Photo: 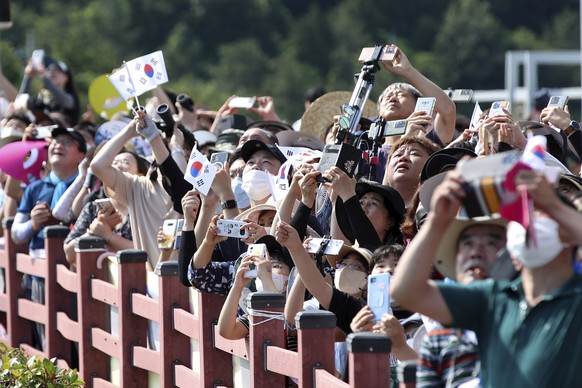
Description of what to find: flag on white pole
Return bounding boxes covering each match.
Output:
[183,147,217,196]
[108,50,168,100]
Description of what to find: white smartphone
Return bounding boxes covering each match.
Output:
[547,96,568,110]
[31,49,45,69]
[244,243,267,278]
[228,97,256,109]
[414,97,436,116]
[94,198,113,213]
[159,219,179,249]
[306,238,344,255]
[449,89,473,102]
[488,101,511,118]
[216,219,249,239]
[35,124,57,139]
[367,273,391,321]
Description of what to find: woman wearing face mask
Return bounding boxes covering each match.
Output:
[239,139,287,205]
[277,221,373,333]
[217,235,293,340]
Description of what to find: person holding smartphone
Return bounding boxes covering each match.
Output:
[21,57,80,127]
[217,236,293,340]
[63,148,147,269]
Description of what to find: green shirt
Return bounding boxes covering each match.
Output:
[438,275,582,388]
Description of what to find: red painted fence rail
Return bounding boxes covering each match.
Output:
[0,218,403,387]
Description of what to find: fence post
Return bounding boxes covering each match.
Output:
[75,236,109,384]
[115,249,148,387]
[397,360,417,388]
[155,261,190,387]
[0,217,30,348]
[248,292,286,388]
[44,225,73,364]
[295,310,337,387]
[197,291,234,387]
[347,333,392,386]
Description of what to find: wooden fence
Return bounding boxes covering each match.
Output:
[0,218,408,387]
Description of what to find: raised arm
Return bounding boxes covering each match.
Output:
[90,119,138,190]
[217,255,253,340]
[383,46,456,144]
[192,215,227,270]
[276,221,334,309]
[391,172,465,326]
[517,169,582,246]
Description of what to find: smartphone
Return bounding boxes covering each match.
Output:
[210,151,229,169]
[95,198,113,213]
[547,95,568,110]
[216,219,249,239]
[0,0,12,30]
[367,273,391,321]
[228,97,256,109]
[358,45,396,62]
[31,49,45,69]
[172,219,185,250]
[448,89,474,102]
[159,219,178,249]
[414,97,436,116]
[245,243,267,278]
[382,119,408,136]
[35,124,57,139]
[488,101,511,118]
[306,238,344,255]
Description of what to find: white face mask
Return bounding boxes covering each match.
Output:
[255,273,288,294]
[263,227,271,235]
[271,273,289,294]
[334,267,367,295]
[232,176,250,209]
[241,170,272,201]
[506,218,566,268]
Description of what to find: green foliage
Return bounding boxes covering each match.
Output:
[0,0,579,123]
[0,342,84,387]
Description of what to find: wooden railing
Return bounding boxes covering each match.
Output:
[0,218,402,387]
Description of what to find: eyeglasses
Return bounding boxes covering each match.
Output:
[359,198,383,209]
[51,137,75,147]
[112,158,134,167]
[336,262,367,273]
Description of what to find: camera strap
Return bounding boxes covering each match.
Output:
[315,235,332,276]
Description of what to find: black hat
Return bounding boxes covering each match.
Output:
[335,180,405,243]
[255,235,294,270]
[420,147,477,183]
[241,139,287,164]
[51,127,87,153]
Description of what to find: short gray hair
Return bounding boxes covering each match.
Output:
[377,83,422,112]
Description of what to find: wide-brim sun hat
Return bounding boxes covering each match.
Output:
[434,216,507,279]
[300,91,378,140]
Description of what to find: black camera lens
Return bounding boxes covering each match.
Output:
[177,94,195,112]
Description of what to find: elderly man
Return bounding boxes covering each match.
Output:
[377,46,457,147]
[416,215,508,387]
[392,169,582,387]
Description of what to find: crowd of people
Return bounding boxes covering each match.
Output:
[0,45,581,387]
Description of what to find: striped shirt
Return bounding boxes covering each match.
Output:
[417,328,479,387]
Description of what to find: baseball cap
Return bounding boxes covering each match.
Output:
[51,127,87,153]
[241,139,287,164]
